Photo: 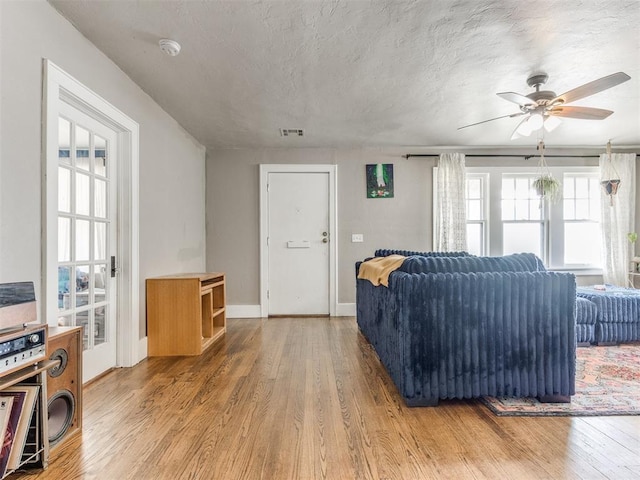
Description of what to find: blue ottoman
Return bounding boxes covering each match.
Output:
[575,297,597,345]
[576,285,640,344]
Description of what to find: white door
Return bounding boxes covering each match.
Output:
[267,172,330,315]
[56,102,117,382]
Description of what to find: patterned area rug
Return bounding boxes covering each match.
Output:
[480,343,640,416]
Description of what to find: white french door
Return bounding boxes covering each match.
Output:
[56,102,117,381]
[44,60,141,380]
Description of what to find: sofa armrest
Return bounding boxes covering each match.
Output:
[393,271,576,404]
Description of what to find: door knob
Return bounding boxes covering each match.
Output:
[322,238,328,243]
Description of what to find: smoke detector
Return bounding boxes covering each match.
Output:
[159,39,181,56]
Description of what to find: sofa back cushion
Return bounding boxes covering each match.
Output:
[375,249,470,258]
[398,252,545,274]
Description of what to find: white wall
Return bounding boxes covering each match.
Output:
[206,147,432,307]
[0,1,206,337]
[206,148,632,307]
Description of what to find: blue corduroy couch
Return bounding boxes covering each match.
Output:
[576,285,640,343]
[356,252,577,406]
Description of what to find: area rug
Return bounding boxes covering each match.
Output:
[480,343,640,416]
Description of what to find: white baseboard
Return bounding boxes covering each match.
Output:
[227,304,262,318]
[336,303,356,316]
[227,304,355,317]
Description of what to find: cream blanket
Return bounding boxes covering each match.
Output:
[357,255,406,287]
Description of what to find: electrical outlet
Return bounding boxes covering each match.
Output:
[351,234,364,243]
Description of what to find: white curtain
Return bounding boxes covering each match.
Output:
[435,153,467,251]
[599,153,636,286]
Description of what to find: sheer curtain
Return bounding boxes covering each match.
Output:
[435,153,467,251]
[600,153,636,286]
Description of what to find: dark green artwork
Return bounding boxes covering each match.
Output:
[366,164,394,198]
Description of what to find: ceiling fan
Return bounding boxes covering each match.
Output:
[458,72,631,139]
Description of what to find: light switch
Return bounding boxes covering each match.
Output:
[352,234,364,243]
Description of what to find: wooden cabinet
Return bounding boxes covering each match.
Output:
[146,273,226,356]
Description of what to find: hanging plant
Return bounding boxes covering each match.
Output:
[533,174,561,201]
[532,140,561,203]
[601,141,620,206]
[601,179,620,196]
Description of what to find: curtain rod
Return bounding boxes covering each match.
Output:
[404,154,602,160]
[404,154,638,160]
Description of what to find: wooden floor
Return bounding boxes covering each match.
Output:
[14,317,640,480]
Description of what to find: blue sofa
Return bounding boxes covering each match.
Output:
[575,297,598,344]
[356,253,577,406]
[576,285,640,344]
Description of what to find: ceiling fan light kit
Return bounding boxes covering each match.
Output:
[543,115,561,132]
[528,112,544,130]
[512,118,532,139]
[511,112,562,139]
[459,71,631,139]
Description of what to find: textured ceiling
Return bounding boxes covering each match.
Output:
[49,0,640,149]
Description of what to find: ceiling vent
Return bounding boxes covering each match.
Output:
[279,128,304,137]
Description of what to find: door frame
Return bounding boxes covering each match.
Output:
[42,60,141,369]
[259,164,337,317]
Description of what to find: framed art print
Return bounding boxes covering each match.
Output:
[366,164,394,198]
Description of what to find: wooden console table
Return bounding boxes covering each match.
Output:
[146,273,226,356]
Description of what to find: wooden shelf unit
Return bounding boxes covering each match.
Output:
[146,273,226,356]
[0,326,57,479]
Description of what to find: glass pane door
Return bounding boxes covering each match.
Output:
[57,115,113,353]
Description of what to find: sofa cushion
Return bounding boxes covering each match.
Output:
[397,252,545,274]
[375,249,469,258]
[575,297,598,325]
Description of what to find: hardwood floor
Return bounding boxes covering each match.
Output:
[14,317,640,480]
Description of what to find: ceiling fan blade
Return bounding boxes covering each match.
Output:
[458,112,525,130]
[497,92,537,107]
[551,72,630,105]
[548,106,613,120]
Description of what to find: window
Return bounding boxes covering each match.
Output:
[562,173,601,266]
[462,166,601,271]
[465,174,488,256]
[501,174,543,258]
